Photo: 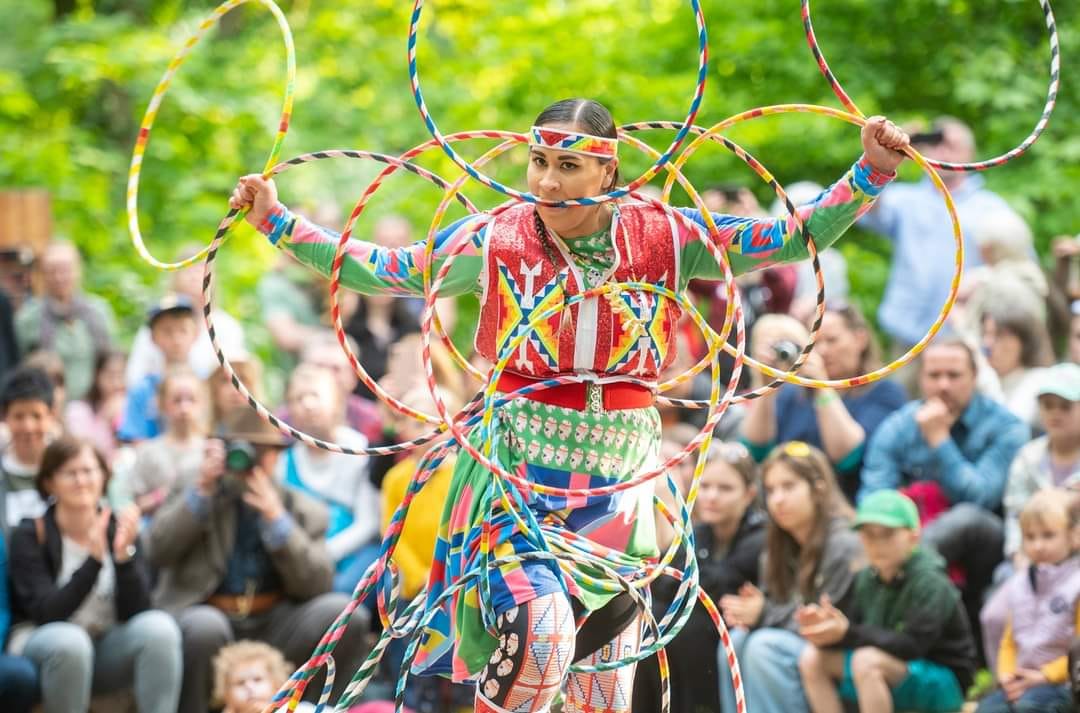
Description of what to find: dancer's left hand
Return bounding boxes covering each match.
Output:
[861,116,910,174]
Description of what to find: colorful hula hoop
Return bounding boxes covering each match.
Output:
[802,0,1060,172]
[127,0,1061,711]
[406,0,709,206]
[128,0,296,271]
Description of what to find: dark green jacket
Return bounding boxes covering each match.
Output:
[838,547,976,690]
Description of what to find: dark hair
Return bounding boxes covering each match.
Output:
[920,336,978,376]
[36,435,111,499]
[86,350,125,411]
[534,98,620,191]
[1,366,55,414]
[825,301,881,374]
[983,305,1053,369]
[761,442,852,602]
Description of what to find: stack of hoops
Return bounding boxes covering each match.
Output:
[126,0,1062,710]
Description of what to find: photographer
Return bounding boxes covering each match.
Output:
[146,407,370,713]
[740,308,906,501]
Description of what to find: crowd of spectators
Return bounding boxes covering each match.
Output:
[634,119,1080,713]
[0,117,1079,713]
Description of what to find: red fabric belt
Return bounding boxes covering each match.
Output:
[495,372,655,411]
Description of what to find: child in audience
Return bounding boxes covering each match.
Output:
[0,367,57,535]
[128,366,208,517]
[118,295,198,442]
[976,489,1080,713]
[797,489,975,713]
[278,363,379,593]
[211,640,293,713]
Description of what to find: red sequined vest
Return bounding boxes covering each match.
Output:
[474,203,681,381]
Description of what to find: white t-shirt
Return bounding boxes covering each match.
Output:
[277,426,378,563]
[2,451,45,530]
[57,536,116,637]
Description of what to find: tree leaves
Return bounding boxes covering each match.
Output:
[0,0,1075,354]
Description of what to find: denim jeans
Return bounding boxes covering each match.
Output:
[718,627,808,713]
[21,609,182,713]
[975,683,1071,713]
[0,654,38,713]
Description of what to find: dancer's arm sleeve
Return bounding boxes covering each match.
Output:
[677,155,894,285]
[257,203,487,297]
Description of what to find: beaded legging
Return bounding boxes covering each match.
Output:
[474,592,642,713]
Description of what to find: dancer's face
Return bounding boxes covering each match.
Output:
[527,122,618,238]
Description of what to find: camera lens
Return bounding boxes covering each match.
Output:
[225,441,256,473]
[772,340,800,364]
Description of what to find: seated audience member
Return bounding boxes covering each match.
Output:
[126,248,246,387]
[128,366,209,518]
[1003,363,1080,566]
[15,240,115,401]
[8,436,182,713]
[981,303,1053,428]
[718,442,863,713]
[209,353,265,426]
[859,338,1029,621]
[212,640,293,713]
[798,490,975,713]
[741,306,906,502]
[380,387,456,602]
[118,295,199,442]
[633,441,765,713]
[296,331,383,444]
[147,407,369,713]
[0,529,37,712]
[345,292,420,401]
[0,367,57,535]
[982,364,1080,672]
[976,489,1080,713]
[65,350,127,463]
[257,252,325,376]
[278,364,379,594]
[772,182,851,325]
[954,208,1047,337]
[22,350,68,425]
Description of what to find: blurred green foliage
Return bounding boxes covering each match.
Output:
[1,0,1077,358]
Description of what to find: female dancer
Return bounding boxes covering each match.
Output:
[230,98,908,713]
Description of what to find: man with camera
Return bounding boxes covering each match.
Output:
[146,407,370,713]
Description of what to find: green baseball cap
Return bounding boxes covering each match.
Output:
[1036,363,1080,403]
[853,490,919,531]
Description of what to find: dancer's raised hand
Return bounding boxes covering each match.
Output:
[230,174,279,228]
[861,116,910,174]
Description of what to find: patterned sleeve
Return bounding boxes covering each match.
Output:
[676,155,894,287]
[257,203,488,297]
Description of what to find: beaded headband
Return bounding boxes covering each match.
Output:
[529,126,619,159]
